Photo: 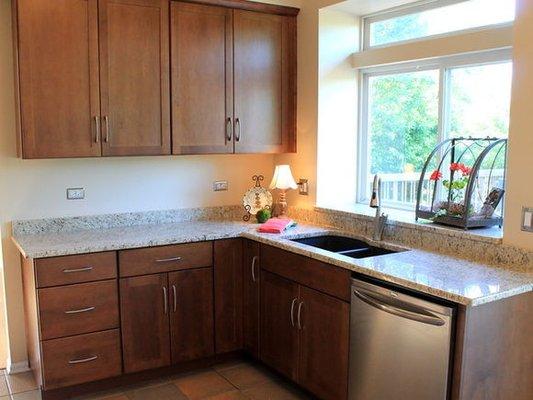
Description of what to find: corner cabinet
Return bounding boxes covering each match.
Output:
[13,0,298,159]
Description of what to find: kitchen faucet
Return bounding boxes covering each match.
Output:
[370,175,388,241]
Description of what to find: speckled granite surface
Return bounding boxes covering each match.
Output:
[11,214,532,307]
[289,206,533,270]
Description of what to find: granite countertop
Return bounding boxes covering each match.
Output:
[12,220,532,307]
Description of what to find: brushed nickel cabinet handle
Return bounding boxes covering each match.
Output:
[104,115,110,143]
[172,284,177,313]
[94,116,100,143]
[251,256,258,283]
[156,257,182,263]
[297,301,304,330]
[68,355,98,365]
[64,306,95,315]
[290,298,297,327]
[163,286,168,315]
[226,117,233,142]
[62,267,93,274]
[235,118,241,142]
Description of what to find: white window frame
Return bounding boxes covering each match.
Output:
[356,48,513,207]
[361,0,515,51]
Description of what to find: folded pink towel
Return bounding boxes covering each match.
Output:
[258,218,294,234]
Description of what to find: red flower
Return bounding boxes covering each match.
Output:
[450,163,472,176]
[461,165,472,176]
[430,170,442,181]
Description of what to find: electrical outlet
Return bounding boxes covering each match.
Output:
[522,207,533,232]
[213,181,228,192]
[67,188,85,200]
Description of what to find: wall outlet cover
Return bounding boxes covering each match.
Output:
[521,207,533,232]
[213,181,228,192]
[67,188,85,200]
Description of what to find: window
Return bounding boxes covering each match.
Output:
[365,0,516,49]
[358,54,513,209]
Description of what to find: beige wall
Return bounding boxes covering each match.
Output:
[0,0,300,367]
[505,0,533,250]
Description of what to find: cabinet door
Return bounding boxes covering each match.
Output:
[16,0,101,158]
[243,240,260,357]
[99,0,170,156]
[120,274,170,373]
[298,286,349,400]
[260,271,299,381]
[171,2,233,154]
[214,239,243,353]
[169,268,214,363]
[233,10,296,154]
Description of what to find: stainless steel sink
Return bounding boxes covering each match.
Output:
[291,235,397,259]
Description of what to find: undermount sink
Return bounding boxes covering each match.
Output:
[291,235,397,259]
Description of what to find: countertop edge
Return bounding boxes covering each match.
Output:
[12,226,532,308]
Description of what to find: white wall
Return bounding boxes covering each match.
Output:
[316,8,359,208]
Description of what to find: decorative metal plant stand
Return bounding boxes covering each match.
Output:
[415,137,508,229]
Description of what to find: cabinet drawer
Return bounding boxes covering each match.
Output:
[35,252,117,288]
[38,280,119,340]
[119,242,213,277]
[41,329,122,390]
[261,245,351,301]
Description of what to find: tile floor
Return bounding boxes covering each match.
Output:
[0,361,313,400]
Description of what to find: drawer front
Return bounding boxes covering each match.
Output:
[35,252,117,288]
[41,329,122,390]
[38,280,119,340]
[261,245,351,302]
[119,242,213,277]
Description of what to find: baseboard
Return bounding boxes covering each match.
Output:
[6,359,30,374]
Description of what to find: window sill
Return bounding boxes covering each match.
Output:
[315,203,503,244]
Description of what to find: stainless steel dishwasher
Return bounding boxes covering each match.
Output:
[349,278,454,400]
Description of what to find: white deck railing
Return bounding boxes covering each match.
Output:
[369,169,505,210]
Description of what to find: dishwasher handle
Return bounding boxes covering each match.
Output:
[353,288,446,326]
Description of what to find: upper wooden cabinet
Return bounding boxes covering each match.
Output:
[15,0,101,158]
[171,2,234,154]
[170,1,297,154]
[99,0,171,156]
[13,0,298,158]
[233,10,296,153]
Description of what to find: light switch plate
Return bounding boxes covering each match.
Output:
[67,188,85,200]
[213,181,228,192]
[521,207,533,232]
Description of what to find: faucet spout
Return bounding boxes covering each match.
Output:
[369,174,388,241]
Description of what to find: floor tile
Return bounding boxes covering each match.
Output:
[242,381,311,400]
[0,396,9,400]
[125,383,187,400]
[12,390,42,400]
[212,361,246,373]
[217,363,276,390]
[79,392,129,400]
[205,391,249,400]
[0,376,8,397]
[173,370,236,399]
[6,371,38,394]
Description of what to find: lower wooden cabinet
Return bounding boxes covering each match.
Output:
[41,329,122,390]
[214,239,243,353]
[120,268,215,372]
[298,286,349,400]
[260,270,350,400]
[169,268,214,363]
[243,240,261,357]
[260,271,300,380]
[120,273,171,373]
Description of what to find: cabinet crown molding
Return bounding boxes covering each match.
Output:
[175,0,300,16]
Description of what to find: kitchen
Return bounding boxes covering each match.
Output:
[0,0,531,399]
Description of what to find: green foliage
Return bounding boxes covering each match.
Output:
[369,71,439,174]
[371,14,429,46]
